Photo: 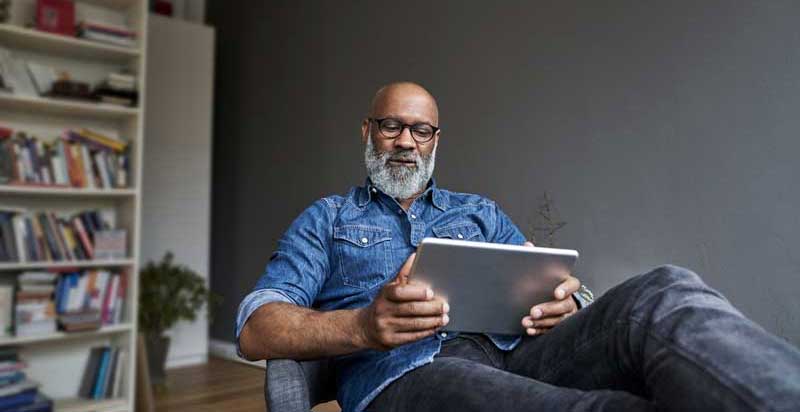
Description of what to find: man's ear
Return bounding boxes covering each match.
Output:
[361,119,370,144]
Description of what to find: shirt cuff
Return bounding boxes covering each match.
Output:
[234,288,296,358]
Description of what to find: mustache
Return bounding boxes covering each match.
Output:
[382,150,421,163]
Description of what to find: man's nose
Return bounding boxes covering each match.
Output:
[393,126,416,150]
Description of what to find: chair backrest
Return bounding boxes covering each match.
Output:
[265,358,336,411]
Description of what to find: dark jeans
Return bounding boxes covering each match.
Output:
[370,265,800,412]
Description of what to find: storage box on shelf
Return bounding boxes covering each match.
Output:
[0,1,146,411]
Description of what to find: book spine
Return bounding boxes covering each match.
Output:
[11,216,27,263]
[80,145,95,189]
[47,213,69,260]
[36,214,60,261]
[23,218,40,261]
[72,217,94,259]
[92,348,110,399]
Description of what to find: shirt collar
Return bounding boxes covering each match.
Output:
[359,177,449,211]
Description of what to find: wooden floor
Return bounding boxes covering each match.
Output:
[155,357,340,412]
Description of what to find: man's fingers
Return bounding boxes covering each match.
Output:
[394,298,449,317]
[524,241,535,247]
[385,283,433,302]
[525,326,551,336]
[530,298,577,319]
[554,275,580,299]
[391,315,449,332]
[394,253,417,284]
[522,313,571,329]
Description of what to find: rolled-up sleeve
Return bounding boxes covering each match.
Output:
[234,198,335,357]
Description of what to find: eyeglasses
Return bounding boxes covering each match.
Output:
[369,117,440,143]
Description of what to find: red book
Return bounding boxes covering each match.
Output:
[36,0,75,36]
[72,216,94,259]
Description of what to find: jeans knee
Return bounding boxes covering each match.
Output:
[618,265,706,303]
[644,264,704,288]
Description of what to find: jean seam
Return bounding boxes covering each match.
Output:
[627,317,770,412]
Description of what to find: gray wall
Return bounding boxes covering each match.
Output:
[207,0,800,345]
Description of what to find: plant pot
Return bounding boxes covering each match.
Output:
[145,334,170,385]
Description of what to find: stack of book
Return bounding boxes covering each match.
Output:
[56,270,126,331]
[14,272,57,337]
[0,348,51,411]
[77,20,136,48]
[0,208,117,263]
[93,73,137,107]
[79,346,126,401]
[0,127,130,189]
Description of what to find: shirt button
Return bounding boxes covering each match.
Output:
[370,187,377,193]
[410,214,417,219]
[457,233,464,239]
[361,237,369,244]
[440,332,447,338]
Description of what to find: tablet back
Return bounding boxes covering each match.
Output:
[411,238,579,335]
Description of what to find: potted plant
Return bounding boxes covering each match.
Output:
[139,252,221,384]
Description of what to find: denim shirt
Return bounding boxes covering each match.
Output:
[236,179,590,412]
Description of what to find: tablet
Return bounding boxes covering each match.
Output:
[409,238,579,335]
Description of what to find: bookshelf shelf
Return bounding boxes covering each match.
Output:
[0,24,140,63]
[0,93,139,119]
[0,323,132,347]
[0,259,136,272]
[0,185,137,197]
[54,397,128,412]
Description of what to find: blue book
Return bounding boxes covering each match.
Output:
[92,348,110,399]
[1,393,52,412]
[0,388,37,410]
[0,371,24,387]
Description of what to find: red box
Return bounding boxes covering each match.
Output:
[36,0,75,36]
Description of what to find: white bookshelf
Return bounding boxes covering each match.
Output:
[0,1,147,411]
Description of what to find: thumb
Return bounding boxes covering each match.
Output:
[524,241,535,247]
[395,253,416,285]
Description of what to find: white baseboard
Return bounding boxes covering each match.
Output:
[209,338,266,369]
[165,352,208,369]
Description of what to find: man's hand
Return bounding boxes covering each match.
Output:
[520,241,580,335]
[356,253,449,350]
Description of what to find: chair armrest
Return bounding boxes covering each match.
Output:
[265,358,336,411]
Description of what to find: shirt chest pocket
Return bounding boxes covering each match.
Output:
[431,221,486,242]
[333,225,394,290]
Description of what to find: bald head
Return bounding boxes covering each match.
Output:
[369,82,439,126]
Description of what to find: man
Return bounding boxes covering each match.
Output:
[237,82,800,412]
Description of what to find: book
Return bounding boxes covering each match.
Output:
[24,62,57,96]
[111,348,125,397]
[0,387,38,411]
[92,348,109,399]
[78,347,103,398]
[3,393,52,412]
[36,0,75,36]
[78,30,136,47]
[0,210,117,263]
[0,285,11,337]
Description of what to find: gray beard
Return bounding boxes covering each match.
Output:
[364,135,437,200]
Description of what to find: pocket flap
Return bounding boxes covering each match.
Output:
[432,221,482,240]
[333,225,392,247]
